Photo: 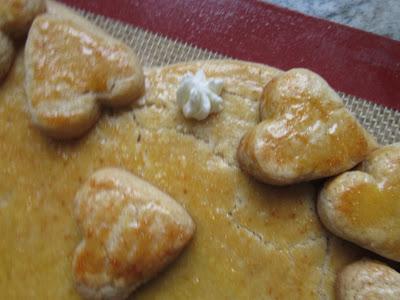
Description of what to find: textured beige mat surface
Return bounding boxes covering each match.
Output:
[82,9,400,145]
[75,9,399,146]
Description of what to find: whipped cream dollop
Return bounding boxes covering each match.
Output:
[176,69,224,121]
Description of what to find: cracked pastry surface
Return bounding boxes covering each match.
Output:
[73,168,194,300]
[25,12,144,139]
[318,143,400,262]
[336,259,400,300]
[0,53,366,299]
[237,68,377,185]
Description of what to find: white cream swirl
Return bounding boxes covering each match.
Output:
[176,69,224,121]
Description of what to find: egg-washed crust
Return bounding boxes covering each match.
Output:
[0,0,45,83]
[0,0,46,38]
[336,259,400,300]
[237,68,377,186]
[24,7,144,139]
[318,143,400,261]
[73,168,195,300]
[0,51,369,299]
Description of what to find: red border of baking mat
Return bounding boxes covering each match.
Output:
[60,0,400,111]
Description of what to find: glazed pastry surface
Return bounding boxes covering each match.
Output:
[25,13,144,139]
[0,55,364,299]
[238,68,377,185]
[318,144,400,262]
[73,168,194,300]
[0,0,45,82]
[0,0,45,38]
[336,259,400,300]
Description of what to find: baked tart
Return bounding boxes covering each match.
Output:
[0,2,398,299]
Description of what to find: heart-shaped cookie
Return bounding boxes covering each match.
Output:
[0,0,45,82]
[73,168,195,300]
[237,68,377,185]
[336,259,400,300]
[25,13,144,139]
[318,144,400,261]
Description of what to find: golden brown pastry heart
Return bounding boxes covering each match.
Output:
[25,13,144,139]
[336,259,400,300]
[73,168,195,300]
[318,144,400,261]
[237,68,377,185]
[0,0,45,82]
[0,0,46,38]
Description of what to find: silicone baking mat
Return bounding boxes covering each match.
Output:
[62,1,399,145]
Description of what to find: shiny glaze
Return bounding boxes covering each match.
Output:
[0,56,364,299]
[28,17,136,107]
[0,0,45,37]
[319,144,400,261]
[238,68,377,185]
[73,168,194,299]
[338,182,400,228]
[24,14,144,139]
